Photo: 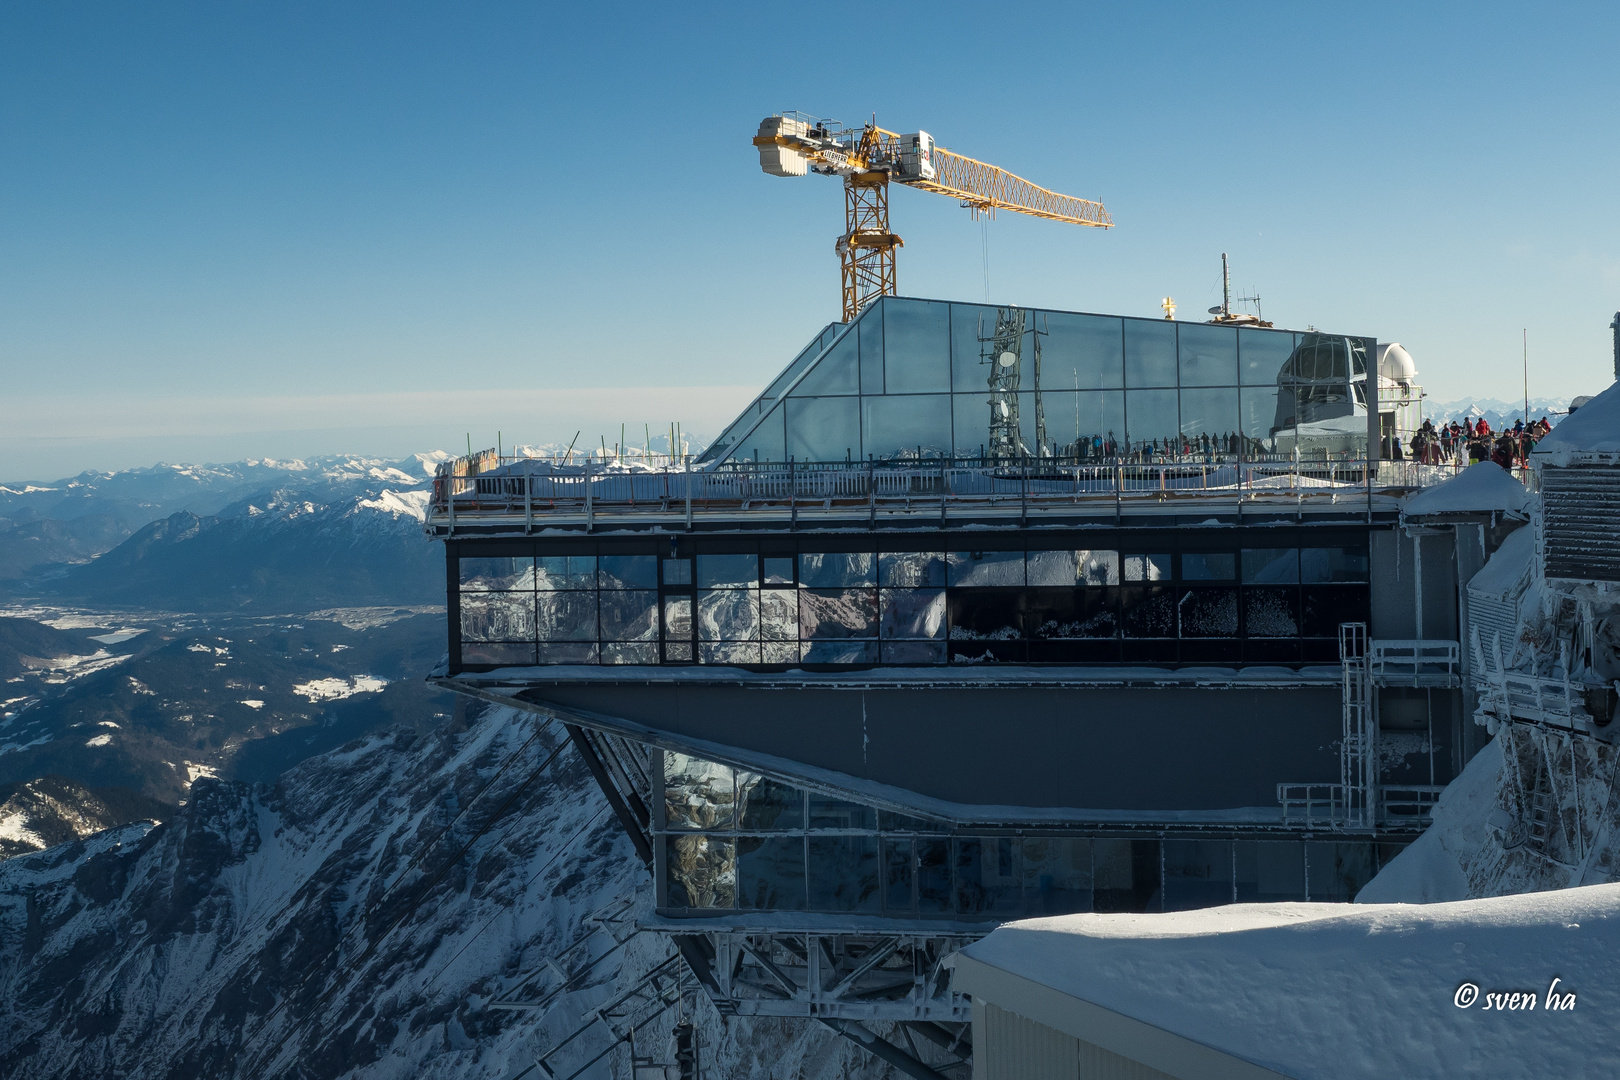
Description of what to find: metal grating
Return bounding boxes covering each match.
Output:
[1541,465,1620,582]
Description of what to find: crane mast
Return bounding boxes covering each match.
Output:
[754,112,1111,322]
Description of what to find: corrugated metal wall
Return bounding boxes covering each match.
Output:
[1467,588,1518,656]
[1541,465,1620,583]
[976,1001,1180,1079]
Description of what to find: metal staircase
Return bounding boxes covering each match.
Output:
[1340,622,1376,827]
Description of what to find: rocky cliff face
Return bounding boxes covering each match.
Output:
[0,704,897,1080]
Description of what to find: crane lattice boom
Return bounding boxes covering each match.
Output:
[753,112,1111,320]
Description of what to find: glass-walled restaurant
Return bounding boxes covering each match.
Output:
[698,298,1374,467]
[452,532,1370,669]
[659,750,1398,917]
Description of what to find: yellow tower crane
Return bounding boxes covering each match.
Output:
[753,112,1112,322]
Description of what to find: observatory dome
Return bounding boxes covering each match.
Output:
[1377,343,1416,384]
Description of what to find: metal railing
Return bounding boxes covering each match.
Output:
[1368,639,1462,687]
[422,453,1497,531]
[1277,782,1447,827]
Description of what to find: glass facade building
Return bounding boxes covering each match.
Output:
[452,530,1370,669]
[699,298,1373,466]
[660,750,1397,918]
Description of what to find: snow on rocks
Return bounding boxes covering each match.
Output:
[1533,380,1620,462]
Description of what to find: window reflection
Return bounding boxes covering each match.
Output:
[786,396,860,462]
[882,298,950,392]
[1123,319,1177,388]
[1040,312,1124,390]
[1176,323,1238,387]
[862,395,952,461]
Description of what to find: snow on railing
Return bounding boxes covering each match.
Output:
[1368,640,1462,687]
[424,454,1461,528]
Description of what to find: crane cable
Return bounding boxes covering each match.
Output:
[241,716,562,1073]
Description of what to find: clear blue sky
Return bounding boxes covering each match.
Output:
[3,1,1617,480]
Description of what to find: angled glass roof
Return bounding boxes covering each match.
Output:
[699,297,1375,466]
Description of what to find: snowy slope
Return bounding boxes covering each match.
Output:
[0,705,906,1080]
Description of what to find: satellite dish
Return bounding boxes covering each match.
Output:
[1208,306,1223,314]
[998,351,1017,368]
[997,401,1010,418]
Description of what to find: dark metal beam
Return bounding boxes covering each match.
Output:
[565,722,653,866]
[819,1018,954,1080]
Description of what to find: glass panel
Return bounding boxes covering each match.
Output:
[1093,838,1161,913]
[799,589,878,638]
[663,752,734,829]
[1244,587,1301,637]
[662,595,692,640]
[1023,837,1092,915]
[1240,385,1284,455]
[536,642,598,663]
[1121,586,1176,637]
[699,641,760,664]
[1178,387,1240,450]
[881,640,947,663]
[761,640,799,664]
[880,589,946,639]
[786,396,861,462]
[536,592,597,640]
[662,558,693,586]
[1240,328,1296,386]
[1303,585,1368,637]
[799,551,875,587]
[697,590,760,641]
[1081,550,1120,585]
[1176,323,1238,387]
[536,556,596,590]
[461,642,535,666]
[950,303,998,392]
[807,836,881,912]
[884,839,914,911]
[762,556,795,584]
[664,834,735,908]
[790,327,858,396]
[602,642,657,664]
[1243,548,1300,583]
[1042,390,1125,461]
[955,837,1022,915]
[1124,389,1179,453]
[1040,312,1124,390]
[1026,550,1081,586]
[1163,839,1233,910]
[801,640,879,664]
[599,555,657,590]
[760,590,798,640]
[1027,588,1118,639]
[460,556,534,591]
[951,392,1001,460]
[1123,318,1177,388]
[1301,547,1369,583]
[809,796,876,831]
[1235,841,1306,902]
[698,554,758,589]
[1306,841,1377,901]
[860,303,884,394]
[735,400,785,463]
[947,550,1024,587]
[882,298,951,392]
[918,838,952,912]
[861,394,953,461]
[880,551,945,587]
[459,592,535,642]
[1122,553,1171,581]
[599,590,657,640]
[1182,553,1236,580]
[737,772,804,830]
[738,836,805,909]
[948,590,1022,641]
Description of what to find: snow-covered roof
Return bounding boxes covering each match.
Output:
[950,883,1620,1079]
[1466,525,1534,601]
[1400,461,1531,518]
[1533,380,1620,461]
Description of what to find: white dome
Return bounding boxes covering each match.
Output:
[1378,342,1416,382]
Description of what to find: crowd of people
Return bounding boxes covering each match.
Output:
[1402,415,1554,467]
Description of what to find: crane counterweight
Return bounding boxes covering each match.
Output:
[753,111,1111,321]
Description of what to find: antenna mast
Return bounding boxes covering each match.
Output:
[1221,252,1231,318]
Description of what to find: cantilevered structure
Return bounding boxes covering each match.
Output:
[425,297,1499,1076]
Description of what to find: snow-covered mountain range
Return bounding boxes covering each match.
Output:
[0,703,888,1080]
